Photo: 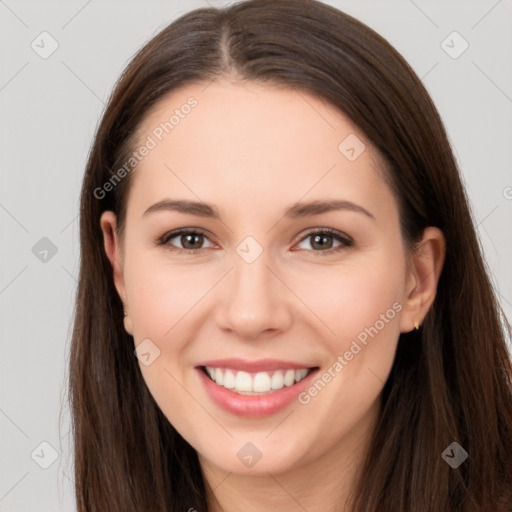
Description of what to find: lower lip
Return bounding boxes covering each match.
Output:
[196,367,319,418]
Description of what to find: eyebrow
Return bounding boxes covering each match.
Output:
[143,198,375,221]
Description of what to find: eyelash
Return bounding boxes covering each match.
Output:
[156,227,354,255]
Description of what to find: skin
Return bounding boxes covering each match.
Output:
[100,78,445,511]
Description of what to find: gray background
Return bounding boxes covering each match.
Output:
[1,1,511,510]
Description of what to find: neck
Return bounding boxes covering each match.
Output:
[200,400,380,512]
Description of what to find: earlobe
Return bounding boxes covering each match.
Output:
[399,227,446,333]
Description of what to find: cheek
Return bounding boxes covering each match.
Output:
[124,253,212,339]
[123,254,211,434]
[289,256,404,447]
[293,255,405,353]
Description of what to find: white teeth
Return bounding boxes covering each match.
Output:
[235,371,252,392]
[253,372,271,392]
[204,366,312,394]
[223,369,236,389]
[271,370,284,390]
[284,369,295,387]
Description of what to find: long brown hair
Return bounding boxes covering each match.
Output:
[68,1,512,510]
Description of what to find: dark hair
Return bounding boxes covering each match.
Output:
[68,0,512,510]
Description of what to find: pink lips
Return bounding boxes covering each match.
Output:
[195,358,319,418]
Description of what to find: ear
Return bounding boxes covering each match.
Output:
[399,226,446,333]
[100,211,133,335]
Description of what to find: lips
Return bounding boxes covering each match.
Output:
[195,358,319,417]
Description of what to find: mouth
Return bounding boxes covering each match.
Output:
[195,358,320,417]
[200,365,316,395]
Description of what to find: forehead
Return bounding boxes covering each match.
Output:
[127,79,393,219]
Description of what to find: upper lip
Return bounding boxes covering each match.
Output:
[197,358,317,372]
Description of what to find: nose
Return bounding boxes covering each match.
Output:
[215,249,293,340]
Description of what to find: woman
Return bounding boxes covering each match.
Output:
[69,0,512,510]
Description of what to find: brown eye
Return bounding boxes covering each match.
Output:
[158,229,214,252]
[296,228,353,254]
[179,232,204,250]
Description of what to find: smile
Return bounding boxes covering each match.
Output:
[196,358,320,417]
[203,366,313,395]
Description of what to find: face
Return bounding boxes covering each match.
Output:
[100,78,440,478]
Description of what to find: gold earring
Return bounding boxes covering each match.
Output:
[414,321,420,331]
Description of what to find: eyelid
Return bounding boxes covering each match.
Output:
[299,227,354,246]
[157,227,353,253]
